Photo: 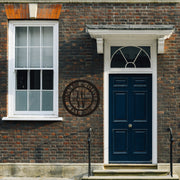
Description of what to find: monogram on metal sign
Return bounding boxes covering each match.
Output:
[63,80,100,117]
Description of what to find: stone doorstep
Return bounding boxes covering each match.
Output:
[104,164,157,169]
[0,177,179,180]
[82,164,180,180]
[82,175,179,180]
[93,169,170,176]
[0,178,72,180]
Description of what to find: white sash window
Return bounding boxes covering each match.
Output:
[4,21,62,121]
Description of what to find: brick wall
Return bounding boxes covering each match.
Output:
[0,2,180,163]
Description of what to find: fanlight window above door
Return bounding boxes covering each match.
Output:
[111,46,151,68]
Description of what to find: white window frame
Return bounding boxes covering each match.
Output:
[3,20,62,121]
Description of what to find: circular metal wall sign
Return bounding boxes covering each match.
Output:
[63,80,100,117]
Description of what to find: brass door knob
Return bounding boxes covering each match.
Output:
[128,124,133,128]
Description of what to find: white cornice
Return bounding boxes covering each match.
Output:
[87,29,174,39]
[0,0,179,3]
[86,25,174,54]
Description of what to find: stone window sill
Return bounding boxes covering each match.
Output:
[2,116,63,121]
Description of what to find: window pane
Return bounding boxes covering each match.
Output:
[13,23,57,114]
[42,47,53,68]
[29,47,40,68]
[16,91,27,111]
[141,46,150,57]
[29,91,40,111]
[42,91,53,111]
[15,27,27,46]
[111,50,126,68]
[126,63,135,68]
[135,51,150,68]
[111,46,122,57]
[121,46,140,62]
[30,70,40,89]
[28,27,40,46]
[15,48,27,68]
[111,46,151,68]
[42,70,53,90]
[17,70,27,89]
[42,27,53,46]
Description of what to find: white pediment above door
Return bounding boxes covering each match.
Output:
[86,24,174,54]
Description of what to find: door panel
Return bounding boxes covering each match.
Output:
[113,129,128,154]
[114,92,128,122]
[133,130,148,153]
[109,74,152,163]
[133,92,147,122]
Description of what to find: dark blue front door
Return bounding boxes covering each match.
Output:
[109,74,152,163]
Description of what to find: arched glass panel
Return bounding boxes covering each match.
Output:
[111,50,126,68]
[121,46,140,63]
[135,51,150,68]
[111,46,151,68]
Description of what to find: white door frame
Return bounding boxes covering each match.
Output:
[103,38,157,164]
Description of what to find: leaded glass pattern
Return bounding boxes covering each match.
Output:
[111,46,151,68]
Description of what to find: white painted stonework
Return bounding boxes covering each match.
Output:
[87,25,174,54]
[29,4,37,19]
[96,38,104,54]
